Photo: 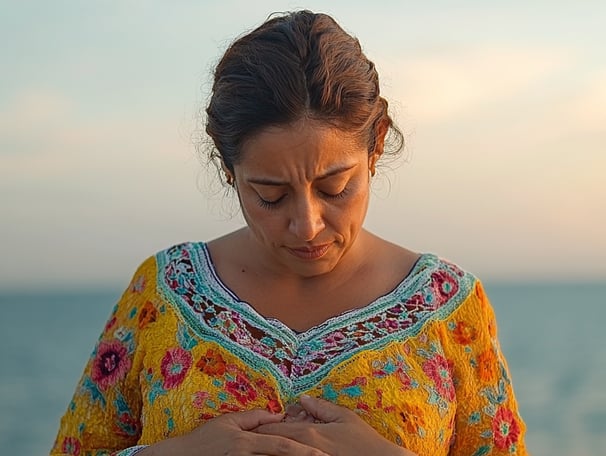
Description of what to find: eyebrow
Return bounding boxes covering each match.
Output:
[247,164,358,186]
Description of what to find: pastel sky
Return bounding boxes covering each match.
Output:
[1,0,605,289]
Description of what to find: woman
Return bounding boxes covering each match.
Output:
[51,10,527,456]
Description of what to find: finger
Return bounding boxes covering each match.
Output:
[227,409,285,431]
[249,432,329,456]
[285,403,306,417]
[284,410,316,423]
[255,422,309,437]
[299,394,346,423]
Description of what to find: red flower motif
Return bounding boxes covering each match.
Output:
[452,321,478,345]
[226,373,258,405]
[138,301,158,329]
[431,270,458,300]
[160,347,193,389]
[196,348,227,376]
[61,436,81,455]
[266,398,282,413]
[91,340,131,390]
[114,411,139,436]
[422,354,455,401]
[397,369,412,389]
[492,407,521,450]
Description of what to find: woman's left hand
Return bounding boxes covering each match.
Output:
[255,395,417,456]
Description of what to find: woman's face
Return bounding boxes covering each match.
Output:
[232,119,378,278]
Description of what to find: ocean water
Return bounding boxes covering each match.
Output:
[0,283,604,455]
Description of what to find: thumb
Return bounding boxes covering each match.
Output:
[299,394,346,423]
[227,409,285,431]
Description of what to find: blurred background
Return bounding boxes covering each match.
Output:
[1,1,604,454]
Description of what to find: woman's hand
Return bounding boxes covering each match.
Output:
[137,408,329,456]
[255,395,417,456]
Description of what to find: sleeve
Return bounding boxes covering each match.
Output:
[50,258,156,456]
[442,281,528,455]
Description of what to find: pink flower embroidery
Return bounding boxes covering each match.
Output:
[61,436,81,455]
[226,373,258,405]
[192,391,210,408]
[422,354,455,401]
[492,407,521,450]
[91,340,131,390]
[431,270,458,300]
[161,347,193,389]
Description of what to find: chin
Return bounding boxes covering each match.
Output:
[278,248,342,278]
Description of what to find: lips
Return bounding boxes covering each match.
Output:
[287,243,331,260]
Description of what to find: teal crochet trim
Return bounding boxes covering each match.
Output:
[113,445,148,455]
[155,242,476,398]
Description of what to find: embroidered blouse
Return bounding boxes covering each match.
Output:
[51,242,528,456]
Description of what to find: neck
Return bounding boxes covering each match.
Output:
[243,228,372,292]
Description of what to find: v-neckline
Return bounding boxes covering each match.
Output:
[197,242,432,340]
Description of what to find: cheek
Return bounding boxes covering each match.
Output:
[241,202,284,236]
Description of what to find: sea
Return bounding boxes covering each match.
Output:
[1,282,605,455]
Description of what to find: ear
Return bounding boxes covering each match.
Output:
[220,160,235,186]
[369,119,388,176]
[369,153,380,177]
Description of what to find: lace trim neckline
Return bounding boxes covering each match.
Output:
[196,242,435,337]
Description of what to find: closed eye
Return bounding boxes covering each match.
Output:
[321,187,349,200]
[257,195,285,210]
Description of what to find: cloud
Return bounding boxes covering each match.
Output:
[0,89,78,157]
[381,46,570,124]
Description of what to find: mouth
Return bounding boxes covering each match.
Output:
[287,243,331,260]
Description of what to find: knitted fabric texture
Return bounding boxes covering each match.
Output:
[51,242,528,456]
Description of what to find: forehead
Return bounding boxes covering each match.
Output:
[237,119,367,178]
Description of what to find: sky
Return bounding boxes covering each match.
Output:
[1,0,605,289]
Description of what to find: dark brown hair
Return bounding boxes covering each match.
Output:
[205,10,403,174]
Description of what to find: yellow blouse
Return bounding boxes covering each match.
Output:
[51,242,528,455]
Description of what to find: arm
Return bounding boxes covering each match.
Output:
[442,281,528,455]
[50,259,155,456]
[50,256,330,456]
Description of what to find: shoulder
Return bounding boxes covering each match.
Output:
[390,253,481,317]
[149,240,209,268]
[125,241,209,291]
[416,253,477,282]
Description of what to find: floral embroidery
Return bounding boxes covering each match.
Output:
[422,354,455,401]
[61,436,81,455]
[91,340,131,390]
[145,368,168,404]
[371,356,416,391]
[429,270,459,304]
[138,301,158,329]
[477,349,499,383]
[254,377,283,413]
[400,404,426,435]
[161,347,193,389]
[225,372,258,405]
[452,321,477,345]
[53,244,526,456]
[192,391,210,408]
[157,243,474,396]
[196,348,227,376]
[492,407,521,450]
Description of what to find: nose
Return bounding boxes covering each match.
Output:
[288,194,325,241]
